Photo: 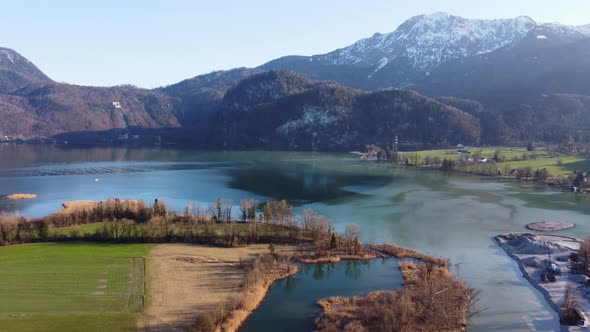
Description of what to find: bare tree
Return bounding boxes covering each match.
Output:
[561,283,581,325]
[239,199,251,223]
[578,237,590,274]
[303,209,333,240]
[222,199,233,223]
[344,224,361,254]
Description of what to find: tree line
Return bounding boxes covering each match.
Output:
[0,197,362,253]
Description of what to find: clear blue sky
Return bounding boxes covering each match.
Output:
[2,0,589,88]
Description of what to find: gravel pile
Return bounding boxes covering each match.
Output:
[499,233,570,255]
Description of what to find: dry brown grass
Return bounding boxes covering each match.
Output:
[369,243,449,267]
[55,199,145,215]
[55,200,98,215]
[315,261,471,332]
[138,243,296,332]
[216,258,298,332]
[399,261,452,285]
[2,193,37,200]
[294,250,377,264]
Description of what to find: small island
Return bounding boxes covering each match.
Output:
[526,221,576,232]
[1,193,37,200]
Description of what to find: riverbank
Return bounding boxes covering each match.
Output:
[1,197,467,331]
[143,241,449,332]
[495,233,590,331]
[314,257,471,331]
[138,243,299,332]
[215,255,299,332]
[359,145,590,192]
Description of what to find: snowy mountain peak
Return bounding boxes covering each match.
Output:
[0,48,27,66]
[310,13,539,72]
[576,24,590,35]
[515,15,536,25]
[422,11,452,20]
[537,23,587,39]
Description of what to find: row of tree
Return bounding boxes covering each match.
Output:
[0,198,364,253]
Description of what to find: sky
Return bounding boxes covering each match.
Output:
[2,0,589,88]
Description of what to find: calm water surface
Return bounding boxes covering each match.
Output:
[2,144,590,331]
[241,259,402,332]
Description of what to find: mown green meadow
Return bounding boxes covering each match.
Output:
[413,146,589,177]
[0,242,148,332]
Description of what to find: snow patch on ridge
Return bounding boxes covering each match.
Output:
[310,12,538,75]
[368,57,390,78]
[1,50,15,64]
[276,107,337,135]
[539,22,588,39]
[574,24,590,36]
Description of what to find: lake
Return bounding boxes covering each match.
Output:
[1,144,590,331]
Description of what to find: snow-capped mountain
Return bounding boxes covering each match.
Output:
[536,22,589,40]
[263,12,590,91]
[2,12,590,147]
[311,12,536,72]
[569,24,590,36]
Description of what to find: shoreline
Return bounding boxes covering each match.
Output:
[314,255,470,331]
[494,235,563,314]
[494,233,590,331]
[359,149,589,194]
[218,245,452,332]
[220,253,390,332]
[216,260,299,332]
[1,198,467,331]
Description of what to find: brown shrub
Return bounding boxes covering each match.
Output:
[369,243,449,267]
[193,312,215,332]
[315,261,471,332]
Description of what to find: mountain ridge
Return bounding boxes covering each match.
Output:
[0,47,52,94]
[262,12,590,92]
[1,12,590,148]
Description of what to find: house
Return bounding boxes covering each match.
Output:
[112,101,122,109]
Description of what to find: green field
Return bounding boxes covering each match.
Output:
[412,146,590,176]
[0,242,149,332]
[50,223,106,237]
[52,221,302,239]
